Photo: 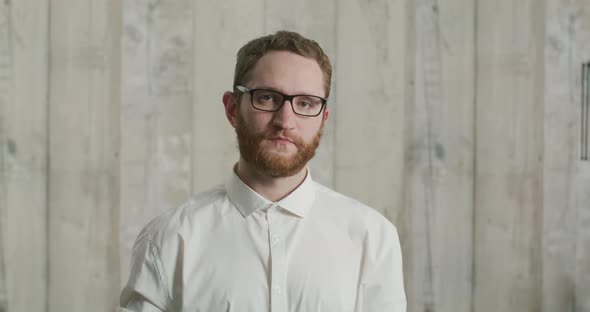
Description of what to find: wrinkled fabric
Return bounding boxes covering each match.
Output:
[119,169,406,312]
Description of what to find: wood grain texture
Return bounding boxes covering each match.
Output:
[407,0,475,311]
[334,0,410,304]
[334,0,408,224]
[474,0,544,311]
[119,0,194,288]
[3,1,590,311]
[574,165,590,311]
[191,0,264,193]
[544,2,590,311]
[48,1,121,311]
[264,0,337,188]
[544,1,581,310]
[0,1,48,311]
[573,6,590,307]
[0,3,10,310]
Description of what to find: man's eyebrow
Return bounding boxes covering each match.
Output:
[252,86,323,97]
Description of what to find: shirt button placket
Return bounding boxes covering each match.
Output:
[267,206,287,312]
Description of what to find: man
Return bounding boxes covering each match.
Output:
[119,30,406,312]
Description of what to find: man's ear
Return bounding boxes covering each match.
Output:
[222,91,239,128]
[323,107,329,122]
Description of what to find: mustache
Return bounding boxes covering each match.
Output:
[264,130,301,146]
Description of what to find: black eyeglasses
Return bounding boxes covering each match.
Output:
[235,85,327,117]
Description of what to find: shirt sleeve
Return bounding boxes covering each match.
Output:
[119,233,171,311]
[361,222,407,312]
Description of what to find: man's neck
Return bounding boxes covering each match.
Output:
[235,158,307,202]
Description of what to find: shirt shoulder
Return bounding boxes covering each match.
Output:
[311,181,398,237]
[123,186,229,309]
[134,184,228,248]
[312,182,394,223]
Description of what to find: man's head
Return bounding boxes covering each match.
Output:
[223,31,332,178]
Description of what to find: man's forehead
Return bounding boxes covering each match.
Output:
[245,51,325,96]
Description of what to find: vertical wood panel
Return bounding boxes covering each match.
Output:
[574,166,590,311]
[119,0,194,287]
[0,1,48,311]
[543,2,590,310]
[543,0,573,307]
[191,0,264,193]
[475,0,544,311]
[48,0,121,311]
[335,0,408,223]
[264,0,337,187]
[561,3,590,311]
[335,0,411,303]
[0,4,7,307]
[335,6,411,307]
[407,0,475,311]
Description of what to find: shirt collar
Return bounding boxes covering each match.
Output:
[225,166,316,219]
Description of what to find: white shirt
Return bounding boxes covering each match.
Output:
[119,169,406,312]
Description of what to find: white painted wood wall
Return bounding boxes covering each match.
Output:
[1,0,589,311]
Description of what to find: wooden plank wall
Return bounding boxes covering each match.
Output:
[0,0,49,312]
[0,1,589,311]
[545,0,590,311]
[475,1,545,311]
[120,0,195,287]
[407,0,475,311]
[47,1,121,311]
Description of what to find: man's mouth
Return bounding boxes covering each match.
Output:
[269,135,296,146]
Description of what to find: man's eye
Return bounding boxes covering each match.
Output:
[257,93,277,102]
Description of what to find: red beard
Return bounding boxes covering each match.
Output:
[235,111,323,177]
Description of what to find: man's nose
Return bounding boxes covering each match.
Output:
[271,99,297,129]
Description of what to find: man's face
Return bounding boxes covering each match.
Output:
[233,51,328,177]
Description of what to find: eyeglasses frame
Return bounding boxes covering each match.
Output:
[235,85,327,117]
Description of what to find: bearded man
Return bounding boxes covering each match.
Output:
[119,30,406,312]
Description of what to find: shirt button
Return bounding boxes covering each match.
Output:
[271,234,280,245]
[273,286,282,295]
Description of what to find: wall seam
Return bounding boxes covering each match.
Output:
[470,0,478,311]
